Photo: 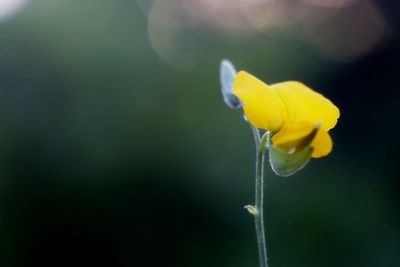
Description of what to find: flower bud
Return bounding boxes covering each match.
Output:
[244,205,259,216]
[220,59,242,109]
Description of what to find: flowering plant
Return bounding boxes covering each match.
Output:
[220,59,340,267]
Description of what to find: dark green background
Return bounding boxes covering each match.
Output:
[0,1,399,266]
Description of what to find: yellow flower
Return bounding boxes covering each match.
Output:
[232,71,340,158]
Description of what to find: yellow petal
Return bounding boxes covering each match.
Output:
[272,121,315,151]
[232,71,287,132]
[271,121,333,158]
[270,82,340,131]
[310,128,332,158]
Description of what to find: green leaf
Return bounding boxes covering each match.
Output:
[269,145,313,177]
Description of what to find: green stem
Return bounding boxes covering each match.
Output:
[246,116,269,267]
[254,131,269,267]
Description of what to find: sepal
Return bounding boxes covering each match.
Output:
[269,143,313,177]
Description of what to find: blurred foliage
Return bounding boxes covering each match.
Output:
[0,0,399,267]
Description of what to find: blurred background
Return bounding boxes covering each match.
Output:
[0,0,399,266]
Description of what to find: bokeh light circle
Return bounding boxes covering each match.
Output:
[0,0,29,21]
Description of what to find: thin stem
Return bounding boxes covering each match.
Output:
[254,132,269,267]
[245,115,260,148]
[250,125,261,148]
[244,115,269,267]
